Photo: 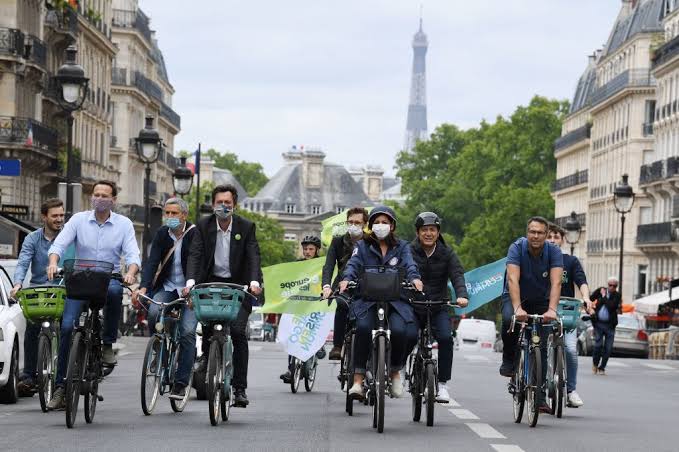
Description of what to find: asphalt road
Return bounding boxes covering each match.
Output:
[1,337,678,452]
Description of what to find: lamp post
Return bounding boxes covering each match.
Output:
[172,156,193,197]
[564,211,582,256]
[613,174,635,294]
[135,116,162,262]
[199,194,213,219]
[55,45,89,218]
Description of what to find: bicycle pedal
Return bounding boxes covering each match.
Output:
[97,395,104,402]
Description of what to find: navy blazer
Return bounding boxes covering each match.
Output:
[140,222,197,292]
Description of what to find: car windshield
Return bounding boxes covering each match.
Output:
[249,313,263,322]
[617,316,639,328]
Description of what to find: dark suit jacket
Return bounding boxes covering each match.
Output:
[590,287,623,327]
[186,214,262,308]
[140,222,197,293]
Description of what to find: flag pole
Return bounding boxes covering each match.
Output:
[195,142,201,223]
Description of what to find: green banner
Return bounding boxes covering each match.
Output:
[449,258,507,316]
[261,257,335,314]
[320,207,373,247]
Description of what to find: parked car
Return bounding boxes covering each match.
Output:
[246,308,266,341]
[578,314,648,358]
[0,264,25,403]
[456,318,496,352]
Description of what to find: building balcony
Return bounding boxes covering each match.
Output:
[652,33,679,69]
[590,69,656,107]
[554,123,591,153]
[160,102,181,130]
[639,157,679,185]
[112,8,152,43]
[554,212,586,229]
[637,222,677,245]
[552,169,588,192]
[587,239,604,253]
[27,36,47,68]
[111,68,164,103]
[0,116,58,154]
[0,27,24,57]
[45,6,79,40]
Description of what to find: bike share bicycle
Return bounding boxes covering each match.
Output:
[16,280,67,412]
[189,282,256,426]
[137,292,193,415]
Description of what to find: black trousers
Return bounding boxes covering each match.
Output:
[201,276,250,389]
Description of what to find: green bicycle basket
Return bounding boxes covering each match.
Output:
[17,286,67,321]
[191,286,244,323]
[557,298,582,331]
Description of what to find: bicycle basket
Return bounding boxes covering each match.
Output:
[17,286,67,321]
[557,298,582,331]
[191,286,244,323]
[63,259,114,306]
[359,265,404,302]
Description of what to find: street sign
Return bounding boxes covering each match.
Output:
[0,159,21,176]
[0,204,29,215]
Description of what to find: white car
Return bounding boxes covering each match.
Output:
[0,263,26,403]
[457,318,497,352]
[246,308,265,341]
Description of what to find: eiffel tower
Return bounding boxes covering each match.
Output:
[404,17,428,151]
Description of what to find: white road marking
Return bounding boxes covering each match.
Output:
[491,445,525,452]
[249,346,262,352]
[465,423,506,439]
[448,408,479,420]
[448,397,461,407]
[604,361,629,368]
[643,363,675,370]
[463,355,490,362]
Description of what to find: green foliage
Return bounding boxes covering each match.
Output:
[179,149,269,196]
[236,209,297,267]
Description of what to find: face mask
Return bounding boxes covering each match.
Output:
[164,217,181,229]
[347,224,363,238]
[372,224,391,240]
[214,205,233,219]
[91,197,113,213]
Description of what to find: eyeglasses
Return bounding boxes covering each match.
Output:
[608,284,618,288]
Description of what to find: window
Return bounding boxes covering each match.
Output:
[310,205,321,215]
[285,203,296,214]
[284,233,297,241]
[335,206,345,214]
[637,265,648,297]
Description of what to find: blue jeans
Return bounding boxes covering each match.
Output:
[20,322,41,381]
[354,307,418,374]
[592,323,615,370]
[564,329,578,393]
[415,309,453,383]
[56,280,123,387]
[146,290,197,387]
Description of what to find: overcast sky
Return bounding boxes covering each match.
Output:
[141,0,621,176]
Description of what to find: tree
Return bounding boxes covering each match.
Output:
[179,148,269,195]
[236,209,296,267]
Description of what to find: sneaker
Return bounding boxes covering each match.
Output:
[598,368,606,376]
[169,384,186,400]
[499,359,515,378]
[102,344,117,366]
[17,378,36,397]
[348,382,365,400]
[567,391,584,408]
[233,388,249,407]
[315,347,326,360]
[280,371,292,384]
[592,365,598,374]
[435,383,450,403]
[390,376,404,398]
[329,346,342,361]
[47,386,65,410]
[539,401,551,413]
[194,355,208,373]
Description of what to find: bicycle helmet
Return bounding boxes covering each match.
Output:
[415,212,441,230]
[368,205,397,228]
[301,235,322,248]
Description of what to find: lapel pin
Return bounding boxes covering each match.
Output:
[235,233,241,241]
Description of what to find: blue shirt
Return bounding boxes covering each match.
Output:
[162,227,186,293]
[502,237,563,303]
[14,228,76,287]
[560,253,588,298]
[48,210,141,272]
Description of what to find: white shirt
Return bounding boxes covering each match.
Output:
[213,217,232,278]
[162,225,186,293]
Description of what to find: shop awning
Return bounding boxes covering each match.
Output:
[633,289,678,315]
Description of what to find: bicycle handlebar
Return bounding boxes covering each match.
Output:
[508,314,563,335]
[136,292,187,308]
[409,299,460,308]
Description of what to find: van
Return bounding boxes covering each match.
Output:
[456,318,497,352]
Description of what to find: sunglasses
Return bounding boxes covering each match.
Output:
[608,284,618,288]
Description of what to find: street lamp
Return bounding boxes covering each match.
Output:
[613,174,635,294]
[200,194,213,218]
[55,45,89,218]
[135,116,162,262]
[564,211,582,256]
[172,156,193,197]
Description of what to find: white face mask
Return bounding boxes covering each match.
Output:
[347,224,363,238]
[372,224,391,240]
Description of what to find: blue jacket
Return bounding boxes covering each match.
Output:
[342,238,420,323]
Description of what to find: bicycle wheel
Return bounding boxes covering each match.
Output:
[140,336,162,415]
[425,362,436,427]
[345,333,355,415]
[555,344,565,419]
[221,337,233,422]
[170,344,194,413]
[65,332,86,428]
[37,333,53,413]
[207,340,223,426]
[84,380,98,424]
[304,356,318,392]
[374,335,386,433]
[290,358,302,394]
[512,348,525,423]
[409,354,422,422]
[527,346,541,428]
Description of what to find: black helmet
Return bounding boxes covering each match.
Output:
[368,205,397,228]
[301,235,321,248]
[415,212,441,230]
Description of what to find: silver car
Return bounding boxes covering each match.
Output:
[578,314,648,358]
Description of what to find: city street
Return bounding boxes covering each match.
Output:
[1,337,677,452]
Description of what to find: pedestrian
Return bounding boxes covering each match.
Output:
[590,276,623,375]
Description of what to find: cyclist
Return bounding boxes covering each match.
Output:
[133,198,198,400]
[280,235,324,384]
[499,216,562,414]
[547,223,591,408]
[340,205,423,400]
[12,199,67,396]
[45,180,140,410]
[322,207,368,361]
[409,212,469,404]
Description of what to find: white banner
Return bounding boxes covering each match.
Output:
[277,311,334,361]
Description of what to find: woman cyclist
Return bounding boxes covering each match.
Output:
[339,206,423,399]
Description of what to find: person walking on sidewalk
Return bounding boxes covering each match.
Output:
[590,277,622,375]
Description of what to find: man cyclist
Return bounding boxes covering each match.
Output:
[547,223,591,408]
[46,180,140,410]
[499,216,562,413]
[409,212,468,404]
[133,198,198,400]
[280,235,324,384]
[12,199,67,395]
[321,207,368,360]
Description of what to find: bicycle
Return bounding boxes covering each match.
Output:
[190,282,256,426]
[289,353,318,393]
[60,259,125,428]
[406,297,459,427]
[326,283,357,415]
[545,317,566,418]
[16,283,67,412]
[137,292,193,415]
